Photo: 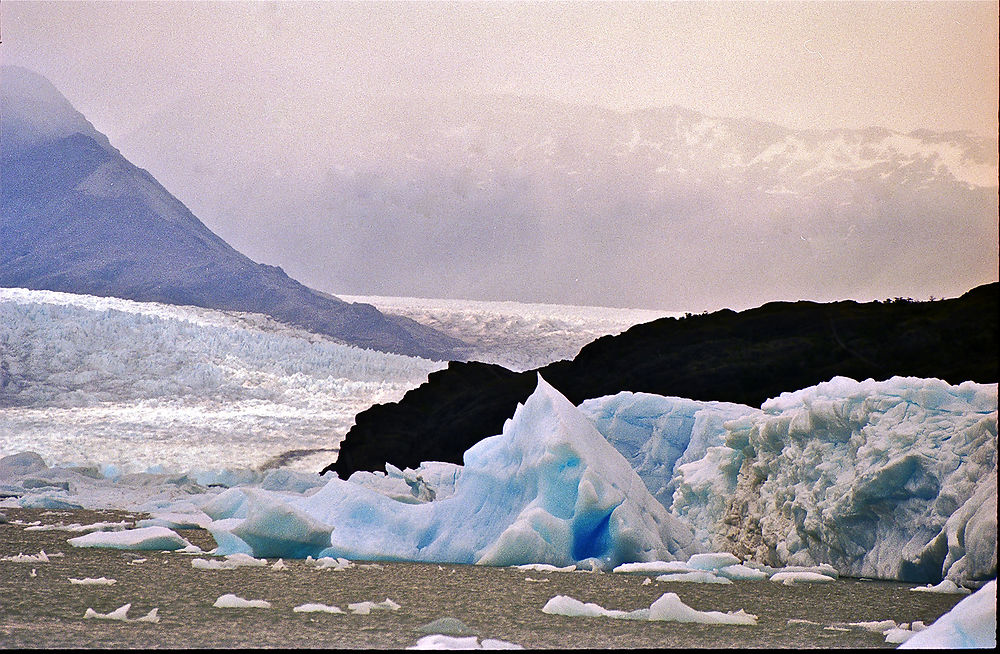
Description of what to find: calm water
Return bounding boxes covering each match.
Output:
[1,508,965,649]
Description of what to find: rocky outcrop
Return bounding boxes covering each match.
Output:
[326,283,998,477]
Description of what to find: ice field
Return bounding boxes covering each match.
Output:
[1,288,670,472]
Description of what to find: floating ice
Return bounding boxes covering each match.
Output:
[293,603,344,613]
[417,617,478,636]
[1,550,50,563]
[25,520,130,533]
[68,526,191,551]
[209,377,697,568]
[347,598,401,615]
[407,634,524,650]
[515,564,576,573]
[899,579,996,649]
[213,594,271,609]
[910,580,971,594]
[542,592,757,625]
[306,556,355,570]
[716,564,769,581]
[655,571,732,584]
[69,577,116,585]
[612,560,693,575]
[191,553,267,570]
[84,603,159,622]
[769,571,834,585]
[686,552,740,570]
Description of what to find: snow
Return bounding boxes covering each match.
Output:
[542,592,757,625]
[68,526,191,551]
[898,579,996,649]
[213,594,271,609]
[207,376,696,568]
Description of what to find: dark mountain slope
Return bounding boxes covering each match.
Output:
[327,283,998,477]
[0,66,463,359]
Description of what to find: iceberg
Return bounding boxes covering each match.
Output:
[898,579,996,649]
[207,376,697,568]
[661,376,997,585]
[68,526,191,551]
[541,592,757,625]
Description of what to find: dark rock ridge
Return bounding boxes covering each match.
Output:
[0,66,464,360]
[327,283,998,477]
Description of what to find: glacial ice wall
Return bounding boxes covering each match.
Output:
[578,392,759,511]
[665,376,997,585]
[207,376,698,567]
[569,377,996,585]
[0,288,442,471]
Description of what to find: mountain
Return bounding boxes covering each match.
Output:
[326,282,999,478]
[112,92,998,310]
[0,66,464,360]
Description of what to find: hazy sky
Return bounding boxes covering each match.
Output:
[3,1,997,139]
[2,1,998,311]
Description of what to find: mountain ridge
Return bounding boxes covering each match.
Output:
[111,87,997,310]
[0,65,465,360]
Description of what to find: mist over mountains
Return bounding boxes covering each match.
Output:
[113,92,998,311]
[0,66,464,360]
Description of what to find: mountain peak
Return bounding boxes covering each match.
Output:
[0,65,111,158]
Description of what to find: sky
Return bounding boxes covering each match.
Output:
[2,1,998,311]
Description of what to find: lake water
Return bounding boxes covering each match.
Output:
[0,508,965,649]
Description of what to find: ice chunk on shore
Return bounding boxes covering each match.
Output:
[213,594,271,609]
[542,592,757,625]
[68,526,191,551]
[899,579,996,649]
[209,376,697,568]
